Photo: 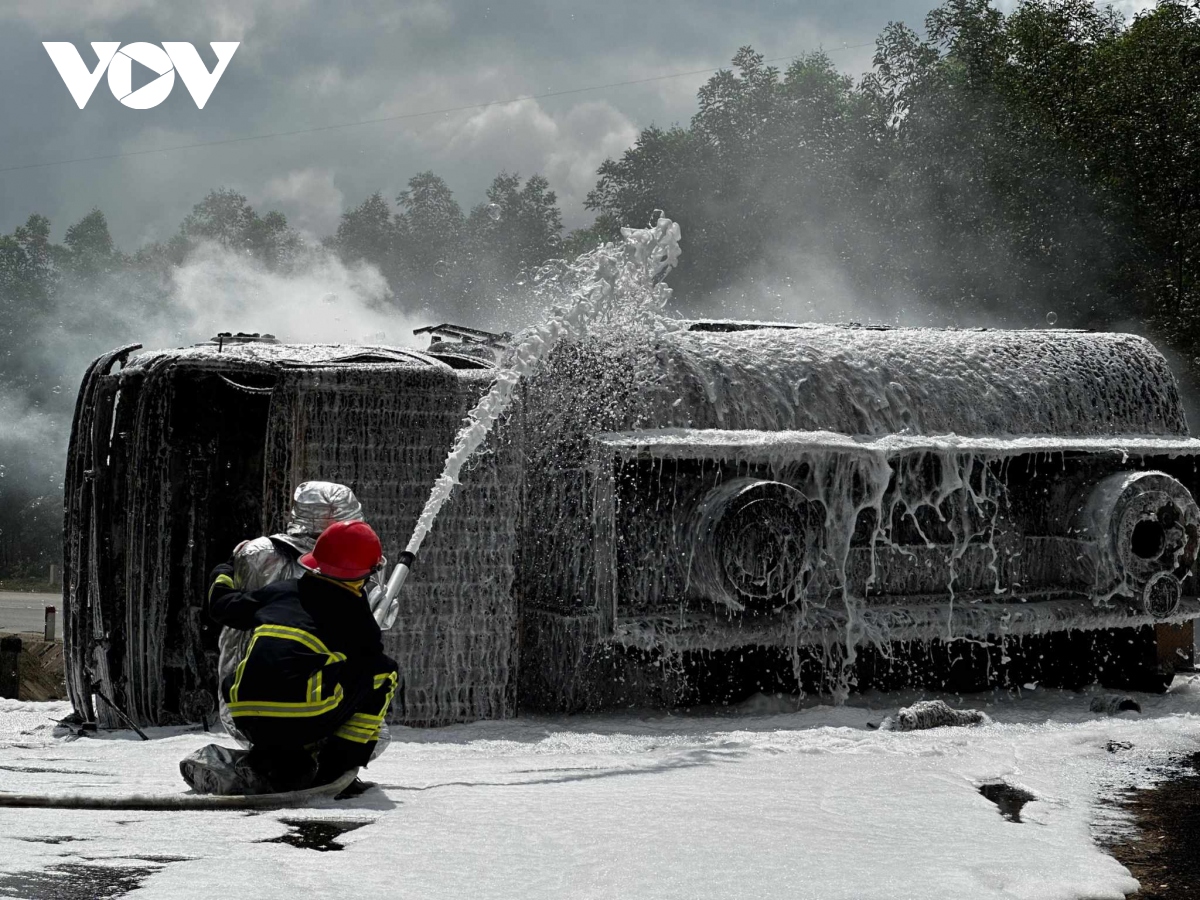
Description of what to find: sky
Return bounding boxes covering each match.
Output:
[0,0,1156,249]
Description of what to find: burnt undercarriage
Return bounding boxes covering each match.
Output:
[519,431,1200,710]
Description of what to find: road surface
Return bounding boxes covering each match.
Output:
[0,591,60,636]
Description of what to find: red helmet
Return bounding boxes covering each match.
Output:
[299,520,383,580]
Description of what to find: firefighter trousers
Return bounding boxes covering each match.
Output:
[236,653,401,791]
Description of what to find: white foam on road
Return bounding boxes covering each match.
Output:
[2,683,1198,899]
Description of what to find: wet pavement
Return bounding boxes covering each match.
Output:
[0,862,163,899]
[0,593,59,635]
[1105,752,1200,899]
[978,782,1038,823]
[260,819,370,852]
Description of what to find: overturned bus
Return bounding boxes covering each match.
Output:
[64,324,1200,727]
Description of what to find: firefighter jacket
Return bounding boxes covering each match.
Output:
[208,570,397,748]
[216,534,394,742]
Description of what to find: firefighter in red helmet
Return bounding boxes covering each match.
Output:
[187,520,402,795]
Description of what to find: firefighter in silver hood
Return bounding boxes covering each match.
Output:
[216,481,399,742]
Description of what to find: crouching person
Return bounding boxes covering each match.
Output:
[182,520,401,796]
[216,480,397,746]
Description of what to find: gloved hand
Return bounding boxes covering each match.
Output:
[208,561,235,584]
[206,561,236,614]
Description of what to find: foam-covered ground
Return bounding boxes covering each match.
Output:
[3,681,1199,899]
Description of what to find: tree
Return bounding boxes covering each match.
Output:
[585,125,716,300]
[0,214,57,384]
[467,172,564,285]
[865,0,1200,346]
[333,192,407,290]
[1076,1,1200,330]
[180,188,301,270]
[561,217,618,259]
[861,2,1119,324]
[0,214,56,318]
[396,171,464,281]
[0,215,68,580]
[59,209,118,279]
[586,49,883,308]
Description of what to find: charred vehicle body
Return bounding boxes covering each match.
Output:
[65,324,1200,727]
[65,336,520,729]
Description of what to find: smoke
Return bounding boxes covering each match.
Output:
[2,242,420,514]
[0,387,63,489]
[165,241,423,348]
[693,238,966,328]
[672,164,1117,336]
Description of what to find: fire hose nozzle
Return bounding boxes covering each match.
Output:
[385,550,417,604]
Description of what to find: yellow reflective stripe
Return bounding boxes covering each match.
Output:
[230,630,264,704]
[338,730,379,743]
[334,723,377,744]
[231,705,337,720]
[208,573,234,603]
[373,672,398,690]
[231,654,245,703]
[231,684,344,713]
[376,672,399,719]
[252,624,333,656]
[228,697,342,717]
[228,684,344,719]
[230,625,348,708]
[338,719,377,735]
[307,654,347,703]
[330,670,399,743]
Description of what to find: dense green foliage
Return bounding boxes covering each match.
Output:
[588,0,1200,341]
[3,0,1200,576]
[331,171,565,316]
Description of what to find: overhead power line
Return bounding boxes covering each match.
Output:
[1,42,877,175]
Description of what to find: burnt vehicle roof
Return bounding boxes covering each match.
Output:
[123,341,458,371]
[120,321,1189,438]
[526,323,1188,439]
